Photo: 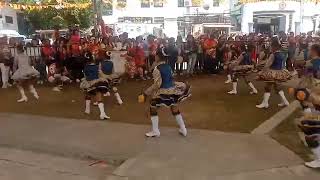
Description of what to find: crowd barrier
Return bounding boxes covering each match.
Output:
[9,46,42,58]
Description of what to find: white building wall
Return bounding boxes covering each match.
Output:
[103,0,230,38]
[0,6,18,31]
[240,1,320,34]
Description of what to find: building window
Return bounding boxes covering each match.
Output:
[178,0,184,7]
[119,17,153,23]
[213,0,219,7]
[5,16,13,24]
[154,17,164,24]
[141,0,151,8]
[154,0,163,7]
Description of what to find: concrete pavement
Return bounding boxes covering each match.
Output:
[0,113,318,180]
[0,147,114,180]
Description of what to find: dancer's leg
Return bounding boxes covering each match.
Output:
[84,94,91,114]
[305,135,320,168]
[146,105,160,137]
[28,82,39,100]
[228,74,238,95]
[112,87,123,105]
[275,83,289,107]
[17,82,28,103]
[244,75,258,94]
[256,82,272,108]
[171,105,187,137]
[96,92,110,120]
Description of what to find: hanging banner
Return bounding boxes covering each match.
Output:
[192,0,203,6]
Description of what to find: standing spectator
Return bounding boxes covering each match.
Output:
[0,36,12,88]
[176,35,184,75]
[215,35,227,73]
[287,32,296,72]
[203,34,218,74]
[299,34,309,61]
[185,35,197,75]
[32,37,47,84]
[166,37,179,72]
[195,36,205,73]
[147,35,157,70]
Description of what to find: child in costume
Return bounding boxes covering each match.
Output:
[80,52,110,120]
[289,44,320,168]
[298,110,320,168]
[99,51,123,105]
[227,44,258,95]
[256,37,292,109]
[11,44,40,103]
[140,50,191,137]
[290,44,320,113]
[47,63,71,92]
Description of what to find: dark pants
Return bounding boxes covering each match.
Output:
[34,58,47,82]
[66,56,85,80]
[204,55,219,74]
[195,53,204,72]
[168,57,177,72]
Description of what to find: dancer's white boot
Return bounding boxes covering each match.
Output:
[278,90,290,107]
[248,82,258,94]
[84,100,91,114]
[225,74,232,84]
[305,146,320,168]
[145,116,160,137]
[175,114,187,137]
[227,82,237,95]
[29,85,39,100]
[256,92,270,109]
[17,86,28,103]
[114,92,123,105]
[98,102,110,120]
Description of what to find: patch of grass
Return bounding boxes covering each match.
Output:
[270,110,312,161]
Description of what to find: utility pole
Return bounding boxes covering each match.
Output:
[92,0,102,36]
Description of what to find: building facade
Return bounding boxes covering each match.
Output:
[0,6,18,31]
[231,0,320,34]
[102,0,231,38]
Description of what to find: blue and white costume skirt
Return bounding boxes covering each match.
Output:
[99,72,121,86]
[80,78,110,95]
[298,116,320,149]
[150,82,191,108]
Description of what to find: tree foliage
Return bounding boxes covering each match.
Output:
[25,7,93,31]
[12,0,93,31]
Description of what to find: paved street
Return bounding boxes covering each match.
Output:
[0,147,115,180]
[0,113,318,179]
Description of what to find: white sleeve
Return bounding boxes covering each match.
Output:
[144,67,162,96]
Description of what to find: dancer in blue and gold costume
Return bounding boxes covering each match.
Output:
[140,48,191,138]
[80,52,110,120]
